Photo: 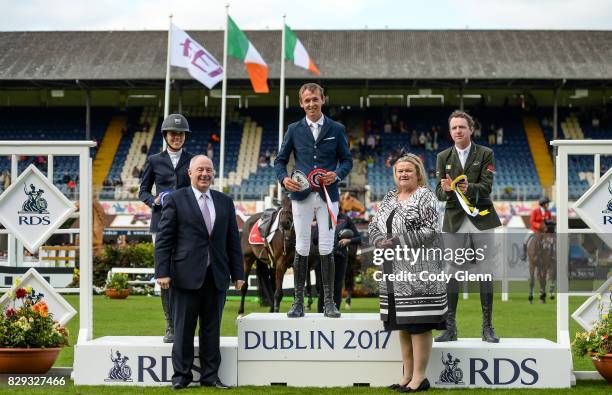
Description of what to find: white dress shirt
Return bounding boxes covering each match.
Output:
[456,143,472,169]
[306,114,324,141]
[191,186,216,229]
[168,149,182,169]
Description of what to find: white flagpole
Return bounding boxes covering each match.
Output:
[219,4,229,191]
[163,14,173,151]
[277,15,286,201]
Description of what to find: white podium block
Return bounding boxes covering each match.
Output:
[238,313,402,386]
[74,336,237,386]
[427,338,571,388]
[237,313,571,388]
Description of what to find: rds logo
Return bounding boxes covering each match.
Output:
[603,181,612,225]
[437,353,539,386]
[18,183,50,226]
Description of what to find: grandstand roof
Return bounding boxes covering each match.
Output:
[1,30,611,83]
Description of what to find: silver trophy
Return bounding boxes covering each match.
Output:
[290,169,310,191]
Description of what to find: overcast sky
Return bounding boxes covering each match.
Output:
[2,0,611,31]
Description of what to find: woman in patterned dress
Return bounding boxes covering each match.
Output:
[369,154,447,393]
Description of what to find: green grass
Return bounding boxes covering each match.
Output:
[2,291,600,393]
[0,382,609,394]
[56,293,595,371]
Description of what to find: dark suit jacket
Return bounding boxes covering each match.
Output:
[435,143,502,232]
[138,150,194,233]
[274,115,353,202]
[154,187,244,291]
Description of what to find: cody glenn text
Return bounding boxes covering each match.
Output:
[372,270,492,283]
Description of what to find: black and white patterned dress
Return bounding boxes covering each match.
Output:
[369,186,447,333]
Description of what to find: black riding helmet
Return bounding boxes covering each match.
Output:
[161,113,190,149]
[338,229,354,240]
[539,197,550,206]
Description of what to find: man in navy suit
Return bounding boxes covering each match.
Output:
[274,83,353,318]
[139,114,195,343]
[154,155,244,389]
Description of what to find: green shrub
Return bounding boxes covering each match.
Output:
[106,273,129,291]
[355,266,379,297]
[93,243,154,287]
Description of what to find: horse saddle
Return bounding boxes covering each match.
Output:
[248,209,280,245]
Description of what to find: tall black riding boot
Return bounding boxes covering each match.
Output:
[320,254,341,318]
[161,287,174,343]
[287,254,308,318]
[480,281,500,343]
[435,278,458,342]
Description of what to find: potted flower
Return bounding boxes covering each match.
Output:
[105,273,130,299]
[0,285,70,374]
[572,292,611,383]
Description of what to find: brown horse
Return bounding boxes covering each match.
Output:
[339,192,365,216]
[527,221,556,304]
[238,196,295,315]
[75,199,106,257]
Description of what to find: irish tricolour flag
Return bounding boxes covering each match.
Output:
[228,16,269,93]
[285,25,320,75]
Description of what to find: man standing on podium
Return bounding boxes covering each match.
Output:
[274,83,353,318]
[434,110,501,343]
[155,155,244,389]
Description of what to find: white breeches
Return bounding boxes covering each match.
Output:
[292,193,339,256]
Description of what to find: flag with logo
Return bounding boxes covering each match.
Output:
[169,24,223,88]
[227,16,269,93]
[285,24,320,75]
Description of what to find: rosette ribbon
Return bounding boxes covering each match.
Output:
[450,175,490,217]
[307,168,338,229]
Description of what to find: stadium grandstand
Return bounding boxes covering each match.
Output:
[0,29,611,206]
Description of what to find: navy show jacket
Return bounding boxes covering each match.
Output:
[274,115,353,202]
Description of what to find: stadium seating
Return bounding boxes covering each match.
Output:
[1,105,608,202]
[117,107,159,199]
[227,116,263,193]
[567,114,612,199]
[359,107,543,201]
[0,107,112,198]
[538,108,612,199]
[98,108,142,199]
[229,110,279,200]
[141,106,243,199]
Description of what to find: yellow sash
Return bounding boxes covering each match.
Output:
[450,175,490,217]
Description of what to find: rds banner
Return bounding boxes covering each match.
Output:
[0,164,75,252]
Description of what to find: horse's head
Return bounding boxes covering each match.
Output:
[340,192,365,214]
[278,195,293,231]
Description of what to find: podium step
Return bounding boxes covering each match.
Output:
[237,313,571,388]
[73,313,572,388]
[74,336,237,386]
